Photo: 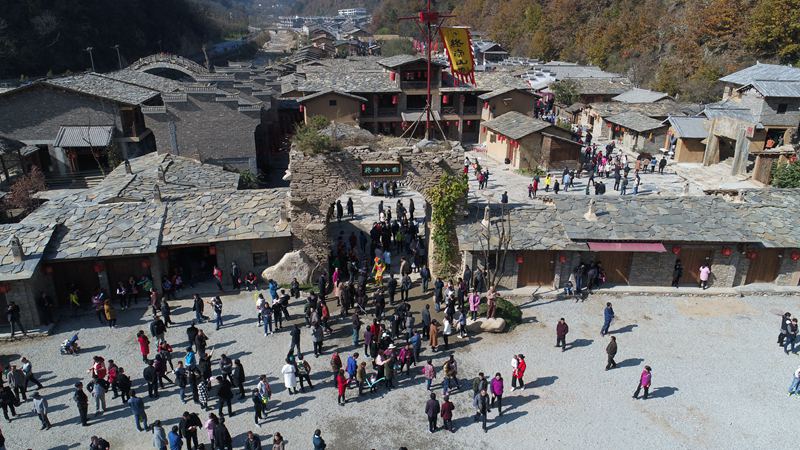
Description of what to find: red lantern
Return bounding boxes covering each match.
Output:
[516,255,524,264]
[392,95,398,105]
[361,104,366,112]
[443,95,449,105]
[791,250,800,261]
[747,251,757,261]
[467,120,472,126]
[93,262,105,273]
[671,245,681,255]
[0,284,9,295]
[140,259,151,269]
[158,249,169,260]
[483,101,489,109]
[559,254,568,264]
[721,247,733,257]
[208,245,217,256]
[389,72,396,81]
[299,105,304,112]
[43,265,54,275]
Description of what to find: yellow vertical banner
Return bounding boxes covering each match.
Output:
[439,27,476,85]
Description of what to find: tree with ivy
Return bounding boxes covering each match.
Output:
[771,158,800,188]
[550,79,580,106]
[427,173,468,277]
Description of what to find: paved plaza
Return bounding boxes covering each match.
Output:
[2,278,799,449]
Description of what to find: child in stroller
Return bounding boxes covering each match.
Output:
[61,333,80,355]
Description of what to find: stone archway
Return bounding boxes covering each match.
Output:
[287,144,463,275]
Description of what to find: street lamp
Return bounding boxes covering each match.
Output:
[85,47,95,71]
[112,44,123,70]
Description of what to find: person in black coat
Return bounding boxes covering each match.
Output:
[116,368,132,404]
[143,361,158,398]
[186,322,199,352]
[425,392,440,433]
[0,384,17,422]
[212,418,233,450]
[73,382,89,426]
[232,360,246,399]
[215,376,234,418]
[179,411,202,450]
[318,274,328,300]
[672,259,683,287]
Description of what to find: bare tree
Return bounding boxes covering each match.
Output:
[477,204,512,288]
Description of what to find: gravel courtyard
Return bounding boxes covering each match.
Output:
[2,286,799,449]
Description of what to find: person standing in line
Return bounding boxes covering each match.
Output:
[425,392,440,433]
[672,259,683,288]
[788,366,800,396]
[152,420,167,450]
[699,262,711,290]
[73,382,89,426]
[31,392,51,430]
[510,354,526,391]
[168,425,182,450]
[556,318,569,351]
[490,373,504,416]
[601,302,615,336]
[606,336,618,370]
[127,390,148,431]
[440,394,455,433]
[633,365,652,400]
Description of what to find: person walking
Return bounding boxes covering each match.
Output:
[699,262,711,289]
[104,300,117,328]
[6,301,27,339]
[425,392,440,433]
[31,392,51,429]
[473,389,489,433]
[138,330,151,363]
[312,429,327,450]
[215,376,234,418]
[336,369,347,406]
[440,394,455,433]
[785,318,799,354]
[289,325,301,356]
[0,383,16,423]
[556,318,569,351]
[490,373,504,416]
[633,365,652,399]
[606,336,618,370]
[20,357,43,391]
[72,382,90,426]
[127,390,148,431]
[422,359,437,391]
[788,366,800,396]
[510,354,526,391]
[210,297,224,330]
[672,259,683,287]
[658,156,667,174]
[601,302,614,336]
[779,312,792,346]
[152,420,167,450]
[421,304,431,340]
[143,360,159,398]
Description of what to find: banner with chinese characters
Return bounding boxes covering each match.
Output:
[439,27,476,85]
[361,161,403,177]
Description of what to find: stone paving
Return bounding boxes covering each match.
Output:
[3,284,800,449]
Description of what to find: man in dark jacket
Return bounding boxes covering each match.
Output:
[212,417,233,450]
[6,302,27,339]
[606,336,618,370]
[232,359,246,399]
[425,392,440,433]
[474,389,490,432]
[601,302,615,336]
[179,411,202,450]
[73,382,89,426]
[215,376,234,417]
[289,325,301,356]
[312,429,326,449]
[556,318,569,351]
[143,361,158,398]
[186,322,199,352]
[318,273,327,300]
[386,275,397,305]
[150,315,166,342]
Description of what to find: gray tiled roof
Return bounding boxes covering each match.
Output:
[298,71,400,93]
[0,135,25,155]
[570,77,632,95]
[45,73,159,105]
[53,126,114,148]
[665,116,709,139]
[719,63,800,86]
[296,90,367,103]
[482,111,552,139]
[612,88,671,104]
[743,80,800,98]
[590,100,703,119]
[457,204,576,251]
[100,70,183,93]
[478,87,536,100]
[161,188,290,245]
[604,111,666,133]
[0,224,57,281]
[83,152,240,203]
[378,55,426,69]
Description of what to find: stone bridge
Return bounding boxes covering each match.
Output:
[128,53,210,79]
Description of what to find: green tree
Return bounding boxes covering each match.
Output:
[771,159,800,187]
[746,0,800,62]
[379,39,415,57]
[428,173,468,277]
[550,79,580,106]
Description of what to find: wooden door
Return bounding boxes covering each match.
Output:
[595,252,632,285]
[517,251,555,287]
[678,249,714,285]
[745,249,782,284]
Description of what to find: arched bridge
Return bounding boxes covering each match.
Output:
[128,53,210,79]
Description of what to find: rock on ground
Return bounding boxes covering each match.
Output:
[261,250,314,284]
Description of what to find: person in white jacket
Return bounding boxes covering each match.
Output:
[31,392,50,429]
[281,360,297,395]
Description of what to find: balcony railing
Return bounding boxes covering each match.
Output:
[441,106,457,115]
[401,81,428,90]
[141,105,166,114]
[377,107,398,117]
[463,106,478,115]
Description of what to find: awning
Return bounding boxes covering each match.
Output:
[54,126,114,148]
[401,111,441,122]
[587,242,667,252]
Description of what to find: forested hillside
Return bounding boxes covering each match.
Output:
[367,0,799,102]
[0,0,249,79]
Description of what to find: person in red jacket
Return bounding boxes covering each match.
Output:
[511,355,526,391]
[336,369,347,406]
[137,330,150,362]
[440,394,455,432]
[556,318,569,351]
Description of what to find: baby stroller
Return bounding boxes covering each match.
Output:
[365,373,385,393]
[61,333,80,355]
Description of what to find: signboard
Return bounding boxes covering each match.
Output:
[745,126,755,139]
[361,161,403,177]
[439,27,476,85]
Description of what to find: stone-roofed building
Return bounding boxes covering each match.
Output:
[612,88,671,104]
[603,111,669,153]
[561,77,633,104]
[480,111,581,170]
[663,116,710,163]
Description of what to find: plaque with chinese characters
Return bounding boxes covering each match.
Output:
[361,161,403,177]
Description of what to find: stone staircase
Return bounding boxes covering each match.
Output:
[45,170,105,189]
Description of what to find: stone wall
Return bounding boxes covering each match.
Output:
[628,252,675,286]
[775,250,800,286]
[6,268,56,328]
[289,144,462,274]
[713,248,748,287]
[463,251,519,290]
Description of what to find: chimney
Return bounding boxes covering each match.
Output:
[584,199,597,221]
[124,159,132,174]
[157,166,166,183]
[682,182,690,197]
[10,235,23,263]
[153,184,162,203]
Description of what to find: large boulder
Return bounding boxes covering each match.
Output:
[261,250,314,285]
[479,318,507,333]
[466,318,484,333]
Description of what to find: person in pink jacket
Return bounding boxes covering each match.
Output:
[468,290,481,321]
[633,365,652,399]
[489,372,504,416]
